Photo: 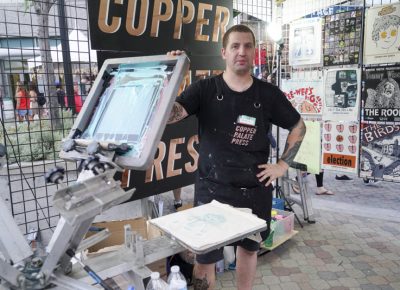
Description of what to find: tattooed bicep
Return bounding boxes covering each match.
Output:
[168,102,189,124]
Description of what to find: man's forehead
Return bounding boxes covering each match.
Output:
[227,32,254,44]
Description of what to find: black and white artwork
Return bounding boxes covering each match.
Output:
[360,123,400,182]
[364,3,400,65]
[289,18,322,66]
[323,9,362,66]
[363,66,400,122]
[323,68,361,122]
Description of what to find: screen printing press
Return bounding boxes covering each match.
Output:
[0,55,268,290]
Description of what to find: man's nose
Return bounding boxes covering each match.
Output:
[238,46,246,55]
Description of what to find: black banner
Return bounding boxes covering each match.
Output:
[88,0,232,70]
[123,115,198,201]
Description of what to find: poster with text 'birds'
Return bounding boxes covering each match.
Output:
[322,121,359,174]
[364,3,400,65]
[360,124,400,182]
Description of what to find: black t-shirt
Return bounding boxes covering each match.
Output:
[177,74,300,187]
[177,74,299,139]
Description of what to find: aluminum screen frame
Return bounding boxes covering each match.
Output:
[60,54,190,170]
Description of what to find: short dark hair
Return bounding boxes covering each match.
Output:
[222,24,256,49]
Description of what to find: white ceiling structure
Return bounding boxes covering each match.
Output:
[277,0,396,24]
[27,29,97,69]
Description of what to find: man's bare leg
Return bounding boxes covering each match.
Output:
[193,263,215,290]
[236,246,257,290]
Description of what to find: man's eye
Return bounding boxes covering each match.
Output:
[380,31,387,39]
[391,29,397,37]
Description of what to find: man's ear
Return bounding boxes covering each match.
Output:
[221,47,226,60]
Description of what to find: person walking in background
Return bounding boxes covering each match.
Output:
[56,83,66,109]
[28,82,39,120]
[292,171,334,195]
[172,188,183,210]
[74,82,83,114]
[65,83,83,114]
[15,81,32,122]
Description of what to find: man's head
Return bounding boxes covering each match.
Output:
[222,25,256,49]
[222,25,256,75]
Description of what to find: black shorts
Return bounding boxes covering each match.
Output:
[194,180,272,264]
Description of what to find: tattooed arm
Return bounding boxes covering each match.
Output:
[280,118,307,166]
[167,102,189,124]
[257,118,306,187]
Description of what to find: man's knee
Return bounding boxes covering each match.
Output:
[193,263,214,290]
[237,246,258,257]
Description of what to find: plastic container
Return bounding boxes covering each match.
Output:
[215,259,224,274]
[167,266,187,290]
[262,209,294,248]
[146,272,168,290]
[272,198,284,210]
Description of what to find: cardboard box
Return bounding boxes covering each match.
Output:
[86,217,147,253]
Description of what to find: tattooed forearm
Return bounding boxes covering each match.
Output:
[168,102,188,124]
[280,118,306,166]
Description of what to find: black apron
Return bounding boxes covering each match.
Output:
[195,75,272,240]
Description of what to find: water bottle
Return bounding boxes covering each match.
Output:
[167,265,187,290]
[146,272,168,290]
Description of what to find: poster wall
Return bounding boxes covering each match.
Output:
[323,68,361,121]
[364,3,400,65]
[322,121,360,174]
[360,124,400,182]
[289,18,322,66]
[323,9,362,66]
[362,66,400,122]
[281,79,323,115]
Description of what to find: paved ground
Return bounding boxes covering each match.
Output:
[157,170,400,290]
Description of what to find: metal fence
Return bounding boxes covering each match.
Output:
[0,0,96,240]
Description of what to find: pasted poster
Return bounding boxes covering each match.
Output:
[362,66,400,122]
[364,3,400,65]
[281,79,323,115]
[360,124,400,182]
[322,121,359,174]
[323,9,362,66]
[323,68,361,121]
[294,121,321,174]
[289,18,322,66]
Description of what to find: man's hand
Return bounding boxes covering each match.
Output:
[167,50,185,56]
[257,161,289,187]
